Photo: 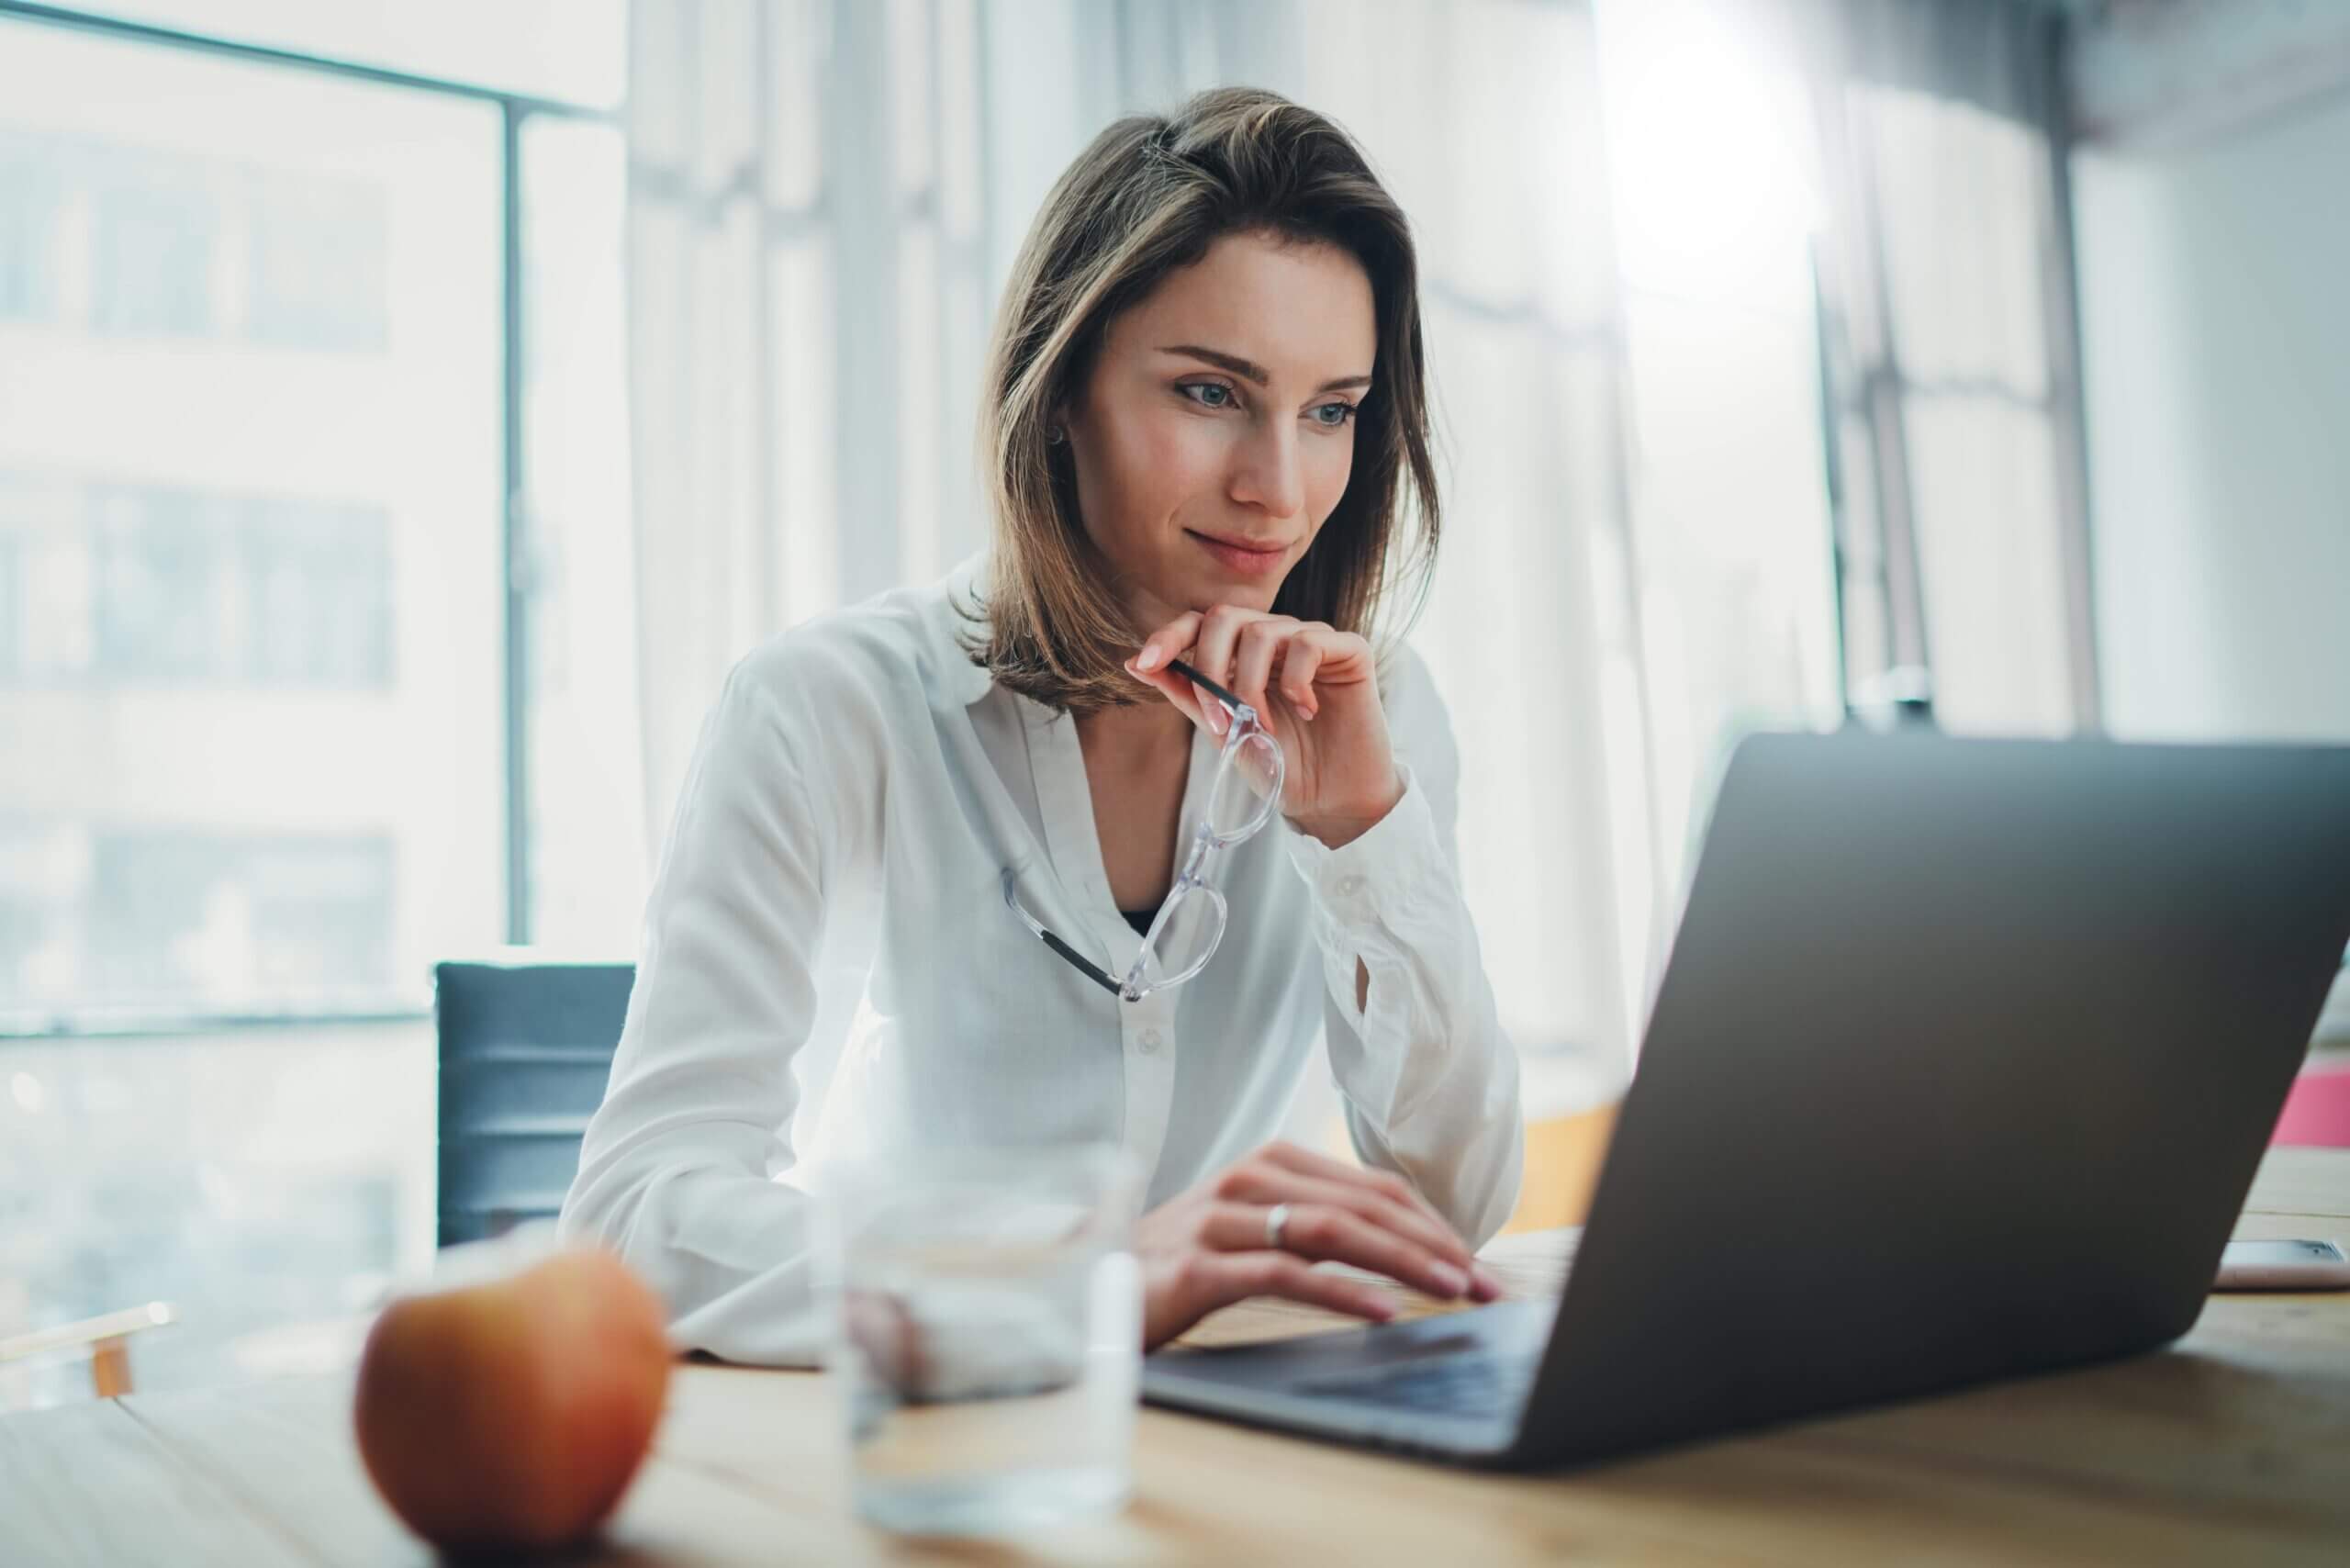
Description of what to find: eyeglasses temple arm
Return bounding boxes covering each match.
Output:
[1043,930,1124,996]
[1161,657,1248,717]
[1002,869,1125,998]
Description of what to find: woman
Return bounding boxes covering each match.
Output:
[561,87,1558,1361]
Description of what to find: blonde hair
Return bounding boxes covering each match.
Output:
[967,86,1442,713]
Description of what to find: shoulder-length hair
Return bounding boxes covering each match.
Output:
[968,86,1441,714]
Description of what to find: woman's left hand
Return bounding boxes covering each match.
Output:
[1125,605,1403,848]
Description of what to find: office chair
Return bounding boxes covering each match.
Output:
[433,958,635,1248]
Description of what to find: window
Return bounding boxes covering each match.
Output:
[83,484,394,687]
[516,114,643,952]
[0,16,501,1024]
[0,6,638,1028]
[0,132,63,319]
[1861,85,2078,737]
[74,0,626,108]
[0,2,632,1412]
[243,168,391,352]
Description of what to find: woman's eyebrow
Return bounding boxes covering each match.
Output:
[1158,343,1372,395]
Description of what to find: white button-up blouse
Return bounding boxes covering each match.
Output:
[558,557,1528,1363]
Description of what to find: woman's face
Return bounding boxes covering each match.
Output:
[1059,230,1376,629]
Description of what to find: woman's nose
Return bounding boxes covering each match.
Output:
[1227,420,1304,519]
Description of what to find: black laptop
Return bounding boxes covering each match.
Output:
[1140,730,2350,1468]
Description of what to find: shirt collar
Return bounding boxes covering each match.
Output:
[927,550,1000,709]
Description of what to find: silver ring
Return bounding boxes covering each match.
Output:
[1264,1203,1292,1252]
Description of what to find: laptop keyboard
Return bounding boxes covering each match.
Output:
[1294,1351,1539,1417]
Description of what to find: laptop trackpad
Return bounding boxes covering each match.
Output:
[1151,1298,1554,1394]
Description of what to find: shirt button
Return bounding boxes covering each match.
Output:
[1137,1027,1165,1054]
[1336,874,1365,898]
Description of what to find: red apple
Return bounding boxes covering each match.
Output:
[352,1248,671,1552]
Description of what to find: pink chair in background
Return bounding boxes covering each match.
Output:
[2272,1062,2350,1148]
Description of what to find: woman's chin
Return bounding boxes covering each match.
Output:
[1171,571,1286,617]
[1122,556,1289,625]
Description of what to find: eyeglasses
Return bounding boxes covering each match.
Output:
[1003,658,1286,1003]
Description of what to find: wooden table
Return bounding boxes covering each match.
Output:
[6,1148,2347,1566]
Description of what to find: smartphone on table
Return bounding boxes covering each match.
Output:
[2213,1238,2350,1291]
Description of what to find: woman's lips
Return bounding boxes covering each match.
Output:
[1187,529,1289,577]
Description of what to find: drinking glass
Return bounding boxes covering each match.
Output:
[817,1142,1142,1535]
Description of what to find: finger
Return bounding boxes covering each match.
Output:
[1289,624,1376,693]
[1260,1140,1453,1223]
[1276,635,1327,719]
[1131,612,1202,676]
[1259,1141,1445,1224]
[1202,1251,1400,1325]
[1127,656,1212,731]
[1203,1202,1469,1301]
[1252,1145,1494,1294]
[1189,603,1262,690]
[1231,617,1298,719]
[1216,1169,1477,1280]
[843,1292,929,1394]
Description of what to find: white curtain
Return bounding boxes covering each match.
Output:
[626,0,995,839]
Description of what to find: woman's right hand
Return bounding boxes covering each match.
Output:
[1136,1141,1504,1350]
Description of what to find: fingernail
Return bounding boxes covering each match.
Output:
[1207,705,1227,736]
[1137,643,1162,670]
[1471,1264,1503,1300]
[1429,1261,1468,1298]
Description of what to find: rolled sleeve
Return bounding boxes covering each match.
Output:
[1284,766,1456,1101]
[1282,650,1526,1248]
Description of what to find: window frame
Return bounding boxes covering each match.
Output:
[0,1,620,1036]
[1818,76,2102,734]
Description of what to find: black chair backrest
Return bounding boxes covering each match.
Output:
[433,959,635,1249]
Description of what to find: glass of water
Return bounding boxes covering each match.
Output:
[817,1141,1143,1535]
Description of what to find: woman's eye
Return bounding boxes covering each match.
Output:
[1310,402,1358,429]
[1181,382,1237,409]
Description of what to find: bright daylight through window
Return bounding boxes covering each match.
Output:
[0,3,637,1030]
